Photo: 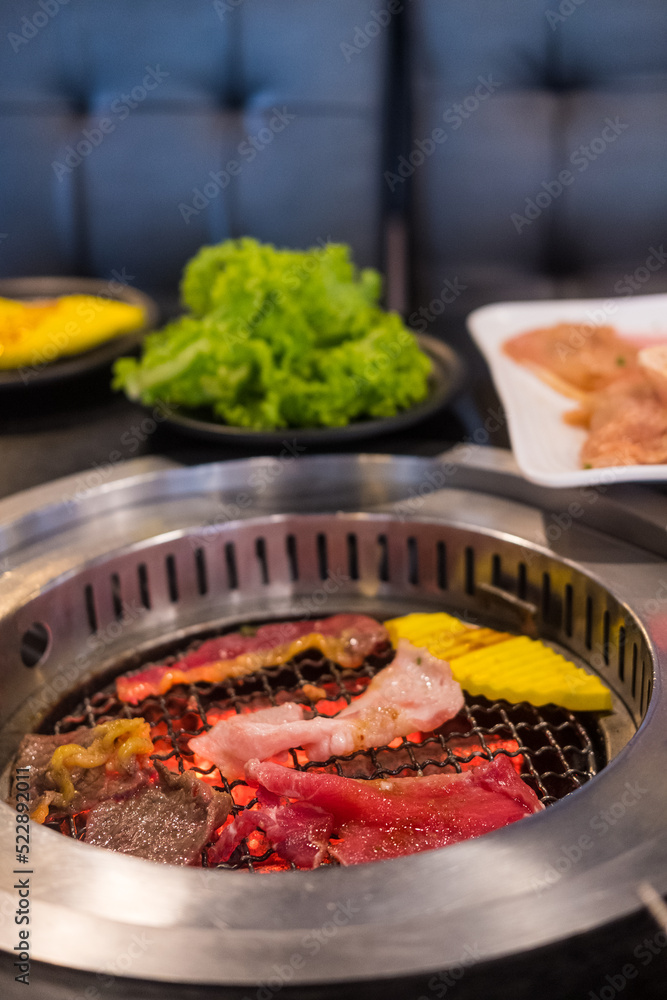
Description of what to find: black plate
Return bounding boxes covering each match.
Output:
[0,277,159,389]
[160,333,465,447]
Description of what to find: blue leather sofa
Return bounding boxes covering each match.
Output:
[1,0,667,355]
[0,0,388,300]
[408,0,667,354]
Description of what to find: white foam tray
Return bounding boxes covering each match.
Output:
[467,293,667,487]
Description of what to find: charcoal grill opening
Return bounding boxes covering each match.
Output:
[42,625,603,871]
[3,507,644,876]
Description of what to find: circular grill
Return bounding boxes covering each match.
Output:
[45,640,601,869]
[0,453,665,993]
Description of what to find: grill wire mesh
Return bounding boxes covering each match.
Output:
[45,635,601,871]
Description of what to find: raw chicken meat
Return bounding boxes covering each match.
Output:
[504,321,667,468]
[503,322,639,397]
[567,370,667,467]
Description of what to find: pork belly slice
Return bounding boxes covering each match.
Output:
[189,639,464,779]
[84,763,231,866]
[117,614,388,704]
[210,756,542,868]
[10,723,154,820]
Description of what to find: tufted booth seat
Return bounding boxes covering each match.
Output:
[2,0,667,363]
[407,0,667,358]
[0,0,389,302]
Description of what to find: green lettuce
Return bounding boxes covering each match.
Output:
[113,238,431,430]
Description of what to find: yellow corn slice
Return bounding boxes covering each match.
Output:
[385,613,612,712]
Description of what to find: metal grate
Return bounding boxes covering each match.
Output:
[42,626,601,871]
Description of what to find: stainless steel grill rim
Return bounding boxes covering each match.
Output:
[0,452,665,987]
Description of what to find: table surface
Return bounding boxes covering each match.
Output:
[0,361,508,500]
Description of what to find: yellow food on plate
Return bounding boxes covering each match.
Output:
[385,612,613,711]
[0,295,146,369]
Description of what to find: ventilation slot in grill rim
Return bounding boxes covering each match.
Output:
[194,548,208,596]
[110,573,123,621]
[84,583,97,633]
[255,537,269,585]
[165,555,179,603]
[377,533,389,582]
[517,562,527,601]
[286,534,299,582]
[346,533,359,581]
[464,546,475,595]
[640,659,648,716]
[407,536,419,585]
[137,563,151,610]
[316,533,328,581]
[437,540,447,590]
[618,625,626,681]
[225,542,238,590]
[564,584,574,638]
[585,596,594,650]
[602,610,611,665]
[542,571,551,619]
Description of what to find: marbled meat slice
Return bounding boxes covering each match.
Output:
[9,725,153,819]
[117,614,389,704]
[189,639,464,778]
[84,763,231,866]
[210,756,542,868]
